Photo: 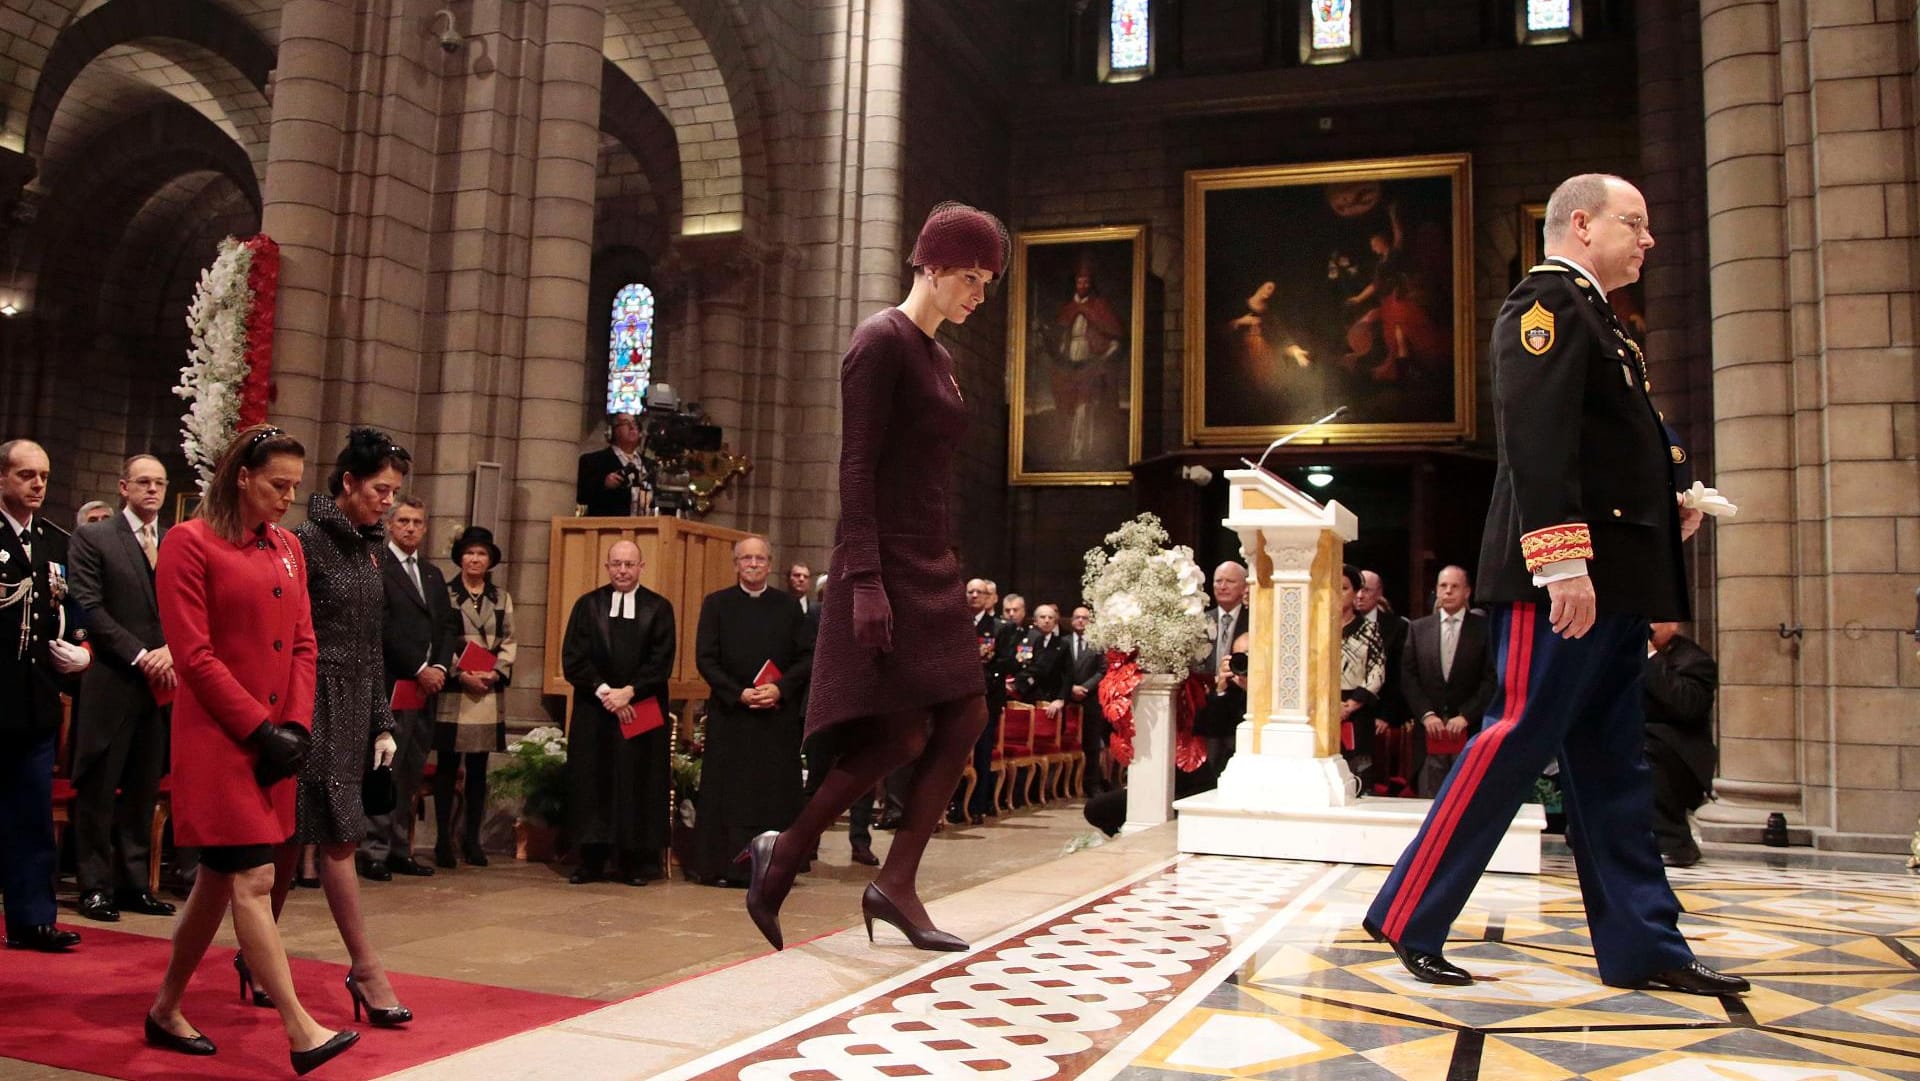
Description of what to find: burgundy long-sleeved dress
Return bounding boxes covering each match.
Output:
[806,307,981,739]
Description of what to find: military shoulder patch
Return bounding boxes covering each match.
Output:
[1520,301,1555,356]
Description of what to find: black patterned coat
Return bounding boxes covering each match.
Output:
[291,493,395,843]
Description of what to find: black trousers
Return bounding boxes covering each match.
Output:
[1644,737,1706,855]
[1,733,57,927]
[72,702,167,895]
[967,695,1003,818]
[362,708,435,862]
[802,735,874,849]
[434,749,490,848]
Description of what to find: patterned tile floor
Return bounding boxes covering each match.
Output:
[655,854,1920,1081]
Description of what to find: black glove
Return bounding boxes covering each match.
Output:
[249,721,311,787]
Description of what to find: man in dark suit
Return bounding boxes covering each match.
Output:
[1026,604,1070,716]
[1400,565,1496,798]
[1643,621,1717,868]
[67,454,177,921]
[1066,604,1107,793]
[1366,173,1744,997]
[1359,569,1411,784]
[0,439,89,952]
[1196,562,1250,771]
[787,562,813,618]
[576,413,648,516]
[963,578,1003,823]
[360,496,460,879]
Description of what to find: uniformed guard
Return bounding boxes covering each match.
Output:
[1363,174,1748,997]
[0,438,92,952]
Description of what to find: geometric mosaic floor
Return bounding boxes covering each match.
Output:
[653,854,1920,1081]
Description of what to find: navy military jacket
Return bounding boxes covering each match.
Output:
[1475,262,1690,622]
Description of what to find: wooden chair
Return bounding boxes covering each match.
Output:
[1025,706,1062,805]
[997,702,1041,814]
[980,711,1006,822]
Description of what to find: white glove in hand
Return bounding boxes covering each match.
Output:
[47,639,90,674]
[1680,481,1738,519]
[372,732,398,769]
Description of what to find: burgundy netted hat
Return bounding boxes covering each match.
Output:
[908,201,1009,277]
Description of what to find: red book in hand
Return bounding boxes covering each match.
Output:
[456,641,496,673]
[1426,728,1468,755]
[620,695,664,740]
[390,680,428,712]
[752,660,781,687]
[151,680,175,708]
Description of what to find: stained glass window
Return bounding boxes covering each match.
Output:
[1526,0,1572,32]
[1110,0,1149,73]
[1310,0,1353,51]
[607,283,655,415]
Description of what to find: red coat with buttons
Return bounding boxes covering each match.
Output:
[156,519,317,846]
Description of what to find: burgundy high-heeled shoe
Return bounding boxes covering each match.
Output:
[861,883,968,952]
[741,831,785,950]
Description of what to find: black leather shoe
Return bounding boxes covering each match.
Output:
[568,866,605,885]
[1364,921,1471,986]
[615,869,649,887]
[144,1013,216,1056]
[386,856,435,877]
[1628,960,1750,995]
[461,840,489,867]
[116,890,178,916]
[78,890,121,922]
[434,841,457,869]
[1661,844,1702,868]
[850,843,880,867]
[356,855,392,882]
[291,1030,359,1076]
[6,924,81,951]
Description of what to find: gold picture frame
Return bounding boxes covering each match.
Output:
[1520,201,1548,270]
[1008,224,1147,485]
[1183,153,1476,446]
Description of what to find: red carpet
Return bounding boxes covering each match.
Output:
[0,927,603,1080]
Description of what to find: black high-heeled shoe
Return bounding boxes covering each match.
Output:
[861,882,968,952]
[144,1013,216,1056]
[234,953,274,1009]
[290,1030,359,1076]
[741,830,785,951]
[344,975,413,1027]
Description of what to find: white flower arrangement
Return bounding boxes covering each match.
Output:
[1081,513,1212,675]
[176,237,257,493]
[510,725,569,763]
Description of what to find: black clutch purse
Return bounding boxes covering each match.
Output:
[361,765,396,817]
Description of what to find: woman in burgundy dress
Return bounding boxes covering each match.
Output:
[746,202,1007,952]
[147,424,358,1074]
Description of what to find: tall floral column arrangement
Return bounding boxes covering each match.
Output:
[1082,513,1211,830]
[175,235,280,492]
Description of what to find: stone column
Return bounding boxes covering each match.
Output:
[258,0,355,446]
[507,0,607,721]
[1696,0,1803,832]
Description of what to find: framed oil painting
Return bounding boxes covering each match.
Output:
[1008,224,1146,485]
[1184,153,1475,446]
[1520,201,1646,344]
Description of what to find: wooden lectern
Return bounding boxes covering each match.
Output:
[1173,467,1542,872]
[542,516,754,704]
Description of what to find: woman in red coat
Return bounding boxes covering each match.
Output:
[147,424,359,1075]
[744,203,1003,953]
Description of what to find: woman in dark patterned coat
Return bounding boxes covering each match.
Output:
[744,203,1005,953]
[276,428,413,1026]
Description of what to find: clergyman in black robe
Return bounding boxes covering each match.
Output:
[560,540,674,884]
[689,539,815,885]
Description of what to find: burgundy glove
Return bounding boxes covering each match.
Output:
[851,579,894,653]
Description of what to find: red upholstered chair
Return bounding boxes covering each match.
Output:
[998,703,1040,814]
[1026,706,1062,804]
[51,696,75,859]
[1051,706,1085,799]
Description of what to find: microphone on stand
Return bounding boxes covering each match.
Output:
[1244,405,1350,473]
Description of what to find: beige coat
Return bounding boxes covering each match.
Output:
[438,579,516,752]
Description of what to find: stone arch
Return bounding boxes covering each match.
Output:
[602,0,769,239]
[601,57,682,247]
[26,0,273,179]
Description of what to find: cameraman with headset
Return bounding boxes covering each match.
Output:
[577,413,650,517]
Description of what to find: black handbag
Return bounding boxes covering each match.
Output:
[361,765,397,817]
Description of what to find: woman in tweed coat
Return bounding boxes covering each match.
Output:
[275,428,413,1026]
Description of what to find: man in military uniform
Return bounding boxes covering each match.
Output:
[1363,175,1747,997]
[0,439,91,952]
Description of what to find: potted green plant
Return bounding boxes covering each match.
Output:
[669,716,705,874]
[492,725,568,861]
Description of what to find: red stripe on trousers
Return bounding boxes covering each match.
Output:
[1383,602,1535,941]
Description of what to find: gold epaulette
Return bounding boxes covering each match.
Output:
[1527,264,1569,274]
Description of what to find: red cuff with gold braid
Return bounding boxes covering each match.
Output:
[1519,524,1594,574]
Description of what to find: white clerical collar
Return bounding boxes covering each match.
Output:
[388,541,418,563]
[611,587,638,619]
[1,506,30,540]
[123,506,158,535]
[740,583,767,598]
[1547,254,1604,291]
